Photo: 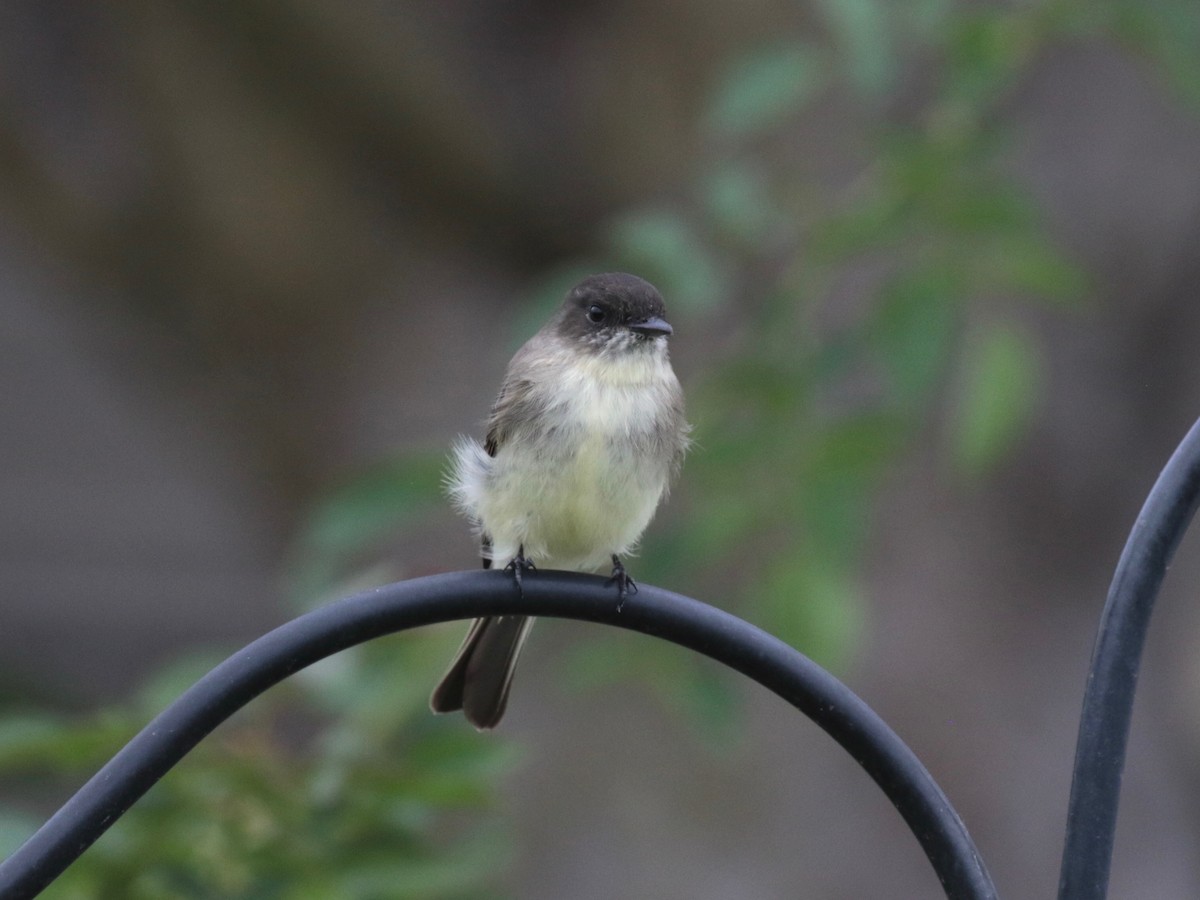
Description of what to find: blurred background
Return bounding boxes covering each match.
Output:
[2,0,1200,897]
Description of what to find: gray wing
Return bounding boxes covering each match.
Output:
[480,370,540,564]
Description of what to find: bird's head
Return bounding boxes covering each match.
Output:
[554,273,673,356]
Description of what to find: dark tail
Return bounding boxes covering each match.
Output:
[429,615,535,730]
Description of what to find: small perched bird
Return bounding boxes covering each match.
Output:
[430,272,690,729]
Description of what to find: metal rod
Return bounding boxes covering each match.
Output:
[0,571,996,899]
[1059,417,1200,899]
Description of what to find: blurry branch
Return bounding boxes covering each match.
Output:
[589,2,1095,677]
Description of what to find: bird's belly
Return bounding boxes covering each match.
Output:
[481,423,667,572]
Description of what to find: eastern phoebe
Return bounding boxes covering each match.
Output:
[430,272,690,729]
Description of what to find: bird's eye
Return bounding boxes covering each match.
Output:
[586,305,606,324]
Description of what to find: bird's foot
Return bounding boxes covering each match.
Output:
[606,554,638,611]
[504,545,537,597]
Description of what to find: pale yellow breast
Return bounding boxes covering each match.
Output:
[480,345,677,571]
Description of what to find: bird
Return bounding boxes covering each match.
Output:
[430,272,690,729]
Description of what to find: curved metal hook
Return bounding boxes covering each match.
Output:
[1059,417,1200,899]
[0,572,996,899]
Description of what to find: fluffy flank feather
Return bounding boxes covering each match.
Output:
[445,435,491,529]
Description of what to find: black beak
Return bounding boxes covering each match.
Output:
[629,316,673,337]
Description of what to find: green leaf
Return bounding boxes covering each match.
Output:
[405,724,517,785]
[811,189,910,262]
[816,0,893,98]
[706,42,827,138]
[872,270,961,407]
[0,714,65,765]
[0,807,39,857]
[702,161,776,246]
[1115,3,1200,110]
[332,831,508,897]
[951,322,1040,474]
[606,209,724,312]
[800,413,905,564]
[677,662,740,743]
[134,648,237,717]
[933,181,1036,234]
[974,233,1088,303]
[301,454,446,555]
[754,551,863,671]
[907,0,955,40]
[943,10,1038,107]
[564,633,742,742]
[805,412,907,483]
[0,712,132,771]
[289,453,447,603]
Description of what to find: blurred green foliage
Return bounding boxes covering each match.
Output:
[0,643,512,899]
[3,0,1199,896]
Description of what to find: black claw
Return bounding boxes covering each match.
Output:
[606,554,637,611]
[504,544,536,597]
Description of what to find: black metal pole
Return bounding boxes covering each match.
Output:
[0,571,997,899]
[1059,416,1200,899]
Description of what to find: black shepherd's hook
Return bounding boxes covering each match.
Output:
[0,571,998,900]
[5,415,1200,900]
[1059,416,1200,900]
